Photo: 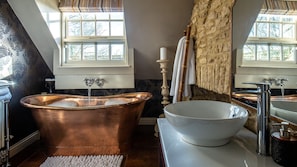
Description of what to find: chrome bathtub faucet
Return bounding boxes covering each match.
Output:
[84,78,95,87]
[275,78,288,87]
[95,78,105,88]
[262,78,275,86]
[262,77,288,87]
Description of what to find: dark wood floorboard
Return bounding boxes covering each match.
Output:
[10,125,161,167]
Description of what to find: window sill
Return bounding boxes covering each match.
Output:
[239,64,297,69]
[59,64,132,68]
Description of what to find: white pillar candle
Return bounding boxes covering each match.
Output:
[160,47,167,60]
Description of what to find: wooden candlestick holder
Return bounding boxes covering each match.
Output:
[154,59,170,137]
[156,59,170,107]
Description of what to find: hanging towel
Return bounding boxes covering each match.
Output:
[0,87,11,101]
[170,36,196,103]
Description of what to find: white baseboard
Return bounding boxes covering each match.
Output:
[9,131,40,158]
[8,117,157,158]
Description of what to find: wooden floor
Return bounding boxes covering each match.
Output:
[9,125,161,167]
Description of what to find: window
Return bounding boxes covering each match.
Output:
[242,14,297,67]
[62,12,128,67]
[53,11,134,89]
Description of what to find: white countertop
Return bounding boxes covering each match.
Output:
[158,118,281,167]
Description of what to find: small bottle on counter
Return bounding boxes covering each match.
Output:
[271,122,297,167]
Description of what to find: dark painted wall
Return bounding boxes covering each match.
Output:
[0,0,164,145]
[0,0,54,144]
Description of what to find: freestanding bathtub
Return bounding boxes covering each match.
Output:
[20,92,152,156]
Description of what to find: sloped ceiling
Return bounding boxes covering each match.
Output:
[232,0,264,50]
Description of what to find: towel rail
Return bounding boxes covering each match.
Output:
[154,25,192,138]
[177,25,192,102]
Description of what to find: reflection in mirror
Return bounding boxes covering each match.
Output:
[232,0,297,128]
[271,99,297,125]
[232,93,297,127]
[0,45,12,79]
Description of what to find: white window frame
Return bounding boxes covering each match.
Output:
[53,12,134,89]
[60,12,130,68]
[235,14,297,89]
[240,14,297,68]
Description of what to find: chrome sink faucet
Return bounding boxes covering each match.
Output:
[237,82,271,156]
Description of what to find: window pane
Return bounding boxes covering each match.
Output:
[96,21,109,36]
[67,44,81,61]
[249,25,255,37]
[111,21,124,36]
[257,45,268,61]
[257,15,268,21]
[269,16,280,22]
[67,21,81,36]
[111,44,124,60]
[65,13,80,20]
[110,13,124,20]
[283,24,295,38]
[257,23,268,37]
[270,45,281,61]
[81,13,95,20]
[82,21,95,36]
[283,45,295,61]
[270,23,280,38]
[97,44,109,60]
[96,13,109,20]
[282,17,293,22]
[83,44,95,60]
[243,45,256,60]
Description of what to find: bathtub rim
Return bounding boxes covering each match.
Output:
[20,92,152,110]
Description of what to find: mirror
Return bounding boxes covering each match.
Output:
[0,45,12,79]
[232,0,297,127]
[232,93,297,126]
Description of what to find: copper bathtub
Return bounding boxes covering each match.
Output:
[20,92,152,156]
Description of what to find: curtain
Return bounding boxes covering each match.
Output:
[261,0,297,15]
[59,0,123,12]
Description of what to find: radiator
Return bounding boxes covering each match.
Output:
[0,101,4,149]
[0,81,13,166]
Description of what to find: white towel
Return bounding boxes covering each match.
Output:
[170,36,196,103]
[0,87,11,101]
[0,87,9,96]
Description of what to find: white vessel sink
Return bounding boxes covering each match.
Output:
[164,100,248,147]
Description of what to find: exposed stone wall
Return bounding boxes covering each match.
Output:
[191,0,235,102]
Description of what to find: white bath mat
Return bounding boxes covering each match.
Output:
[40,155,124,167]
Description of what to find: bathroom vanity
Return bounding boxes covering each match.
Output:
[158,118,281,167]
